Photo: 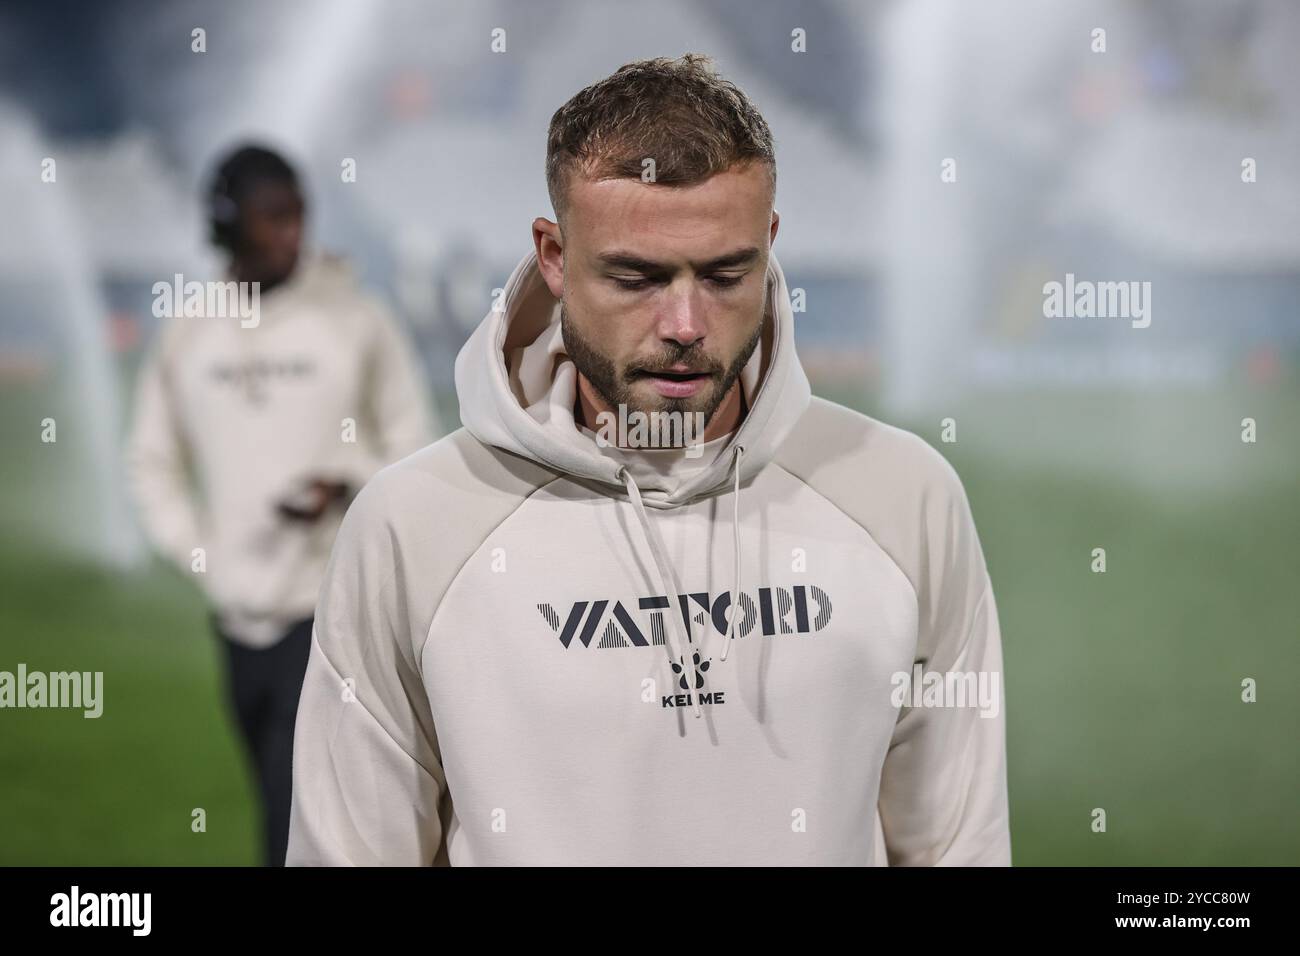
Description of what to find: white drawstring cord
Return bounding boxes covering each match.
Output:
[620,467,703,719]
[719,445,744,661]
[619,443,745,716]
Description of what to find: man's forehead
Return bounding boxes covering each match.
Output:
[570,163,769,211]
[566,165,772,259]
[243,180,303,209]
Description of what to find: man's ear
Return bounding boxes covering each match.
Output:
[770,208,780,247]
[532,217,564,299]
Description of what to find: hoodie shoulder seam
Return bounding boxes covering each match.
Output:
[414,473,563,666]
[770,461,921,614]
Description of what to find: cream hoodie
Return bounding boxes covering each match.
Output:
[126,253,438,647]
[287,248,1011,865]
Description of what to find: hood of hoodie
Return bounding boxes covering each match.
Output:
[455,248,811,510]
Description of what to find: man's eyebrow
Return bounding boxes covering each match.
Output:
[595,246,762,273]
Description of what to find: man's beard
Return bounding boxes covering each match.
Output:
[560,302,763,430]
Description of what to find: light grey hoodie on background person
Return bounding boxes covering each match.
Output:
[126,252,440,647]
[286,246,1011,866]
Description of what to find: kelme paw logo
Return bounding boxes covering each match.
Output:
[671,651,711,690]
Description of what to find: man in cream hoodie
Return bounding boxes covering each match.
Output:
[128,145,437,865]
[288,56,1011,866]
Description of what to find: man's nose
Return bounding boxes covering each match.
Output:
[657,285,706,347]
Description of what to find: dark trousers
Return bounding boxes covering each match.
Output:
[211,615,313,866]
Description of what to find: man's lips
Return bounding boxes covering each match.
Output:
[632,366,714,398]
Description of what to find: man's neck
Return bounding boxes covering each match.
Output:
[231,260,293,295]
[575,374,746,447]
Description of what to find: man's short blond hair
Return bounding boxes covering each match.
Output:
[545,53,776,224]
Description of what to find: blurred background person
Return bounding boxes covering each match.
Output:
[1,0,1294,867]
[124,143,438,866]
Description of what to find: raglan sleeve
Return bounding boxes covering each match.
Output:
[124,326,205,574]
[286,475,449,866]
[317,298,440,500]
[875,458,1011,865]
[366,297,442,458]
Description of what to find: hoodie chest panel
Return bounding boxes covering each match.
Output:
[421,468,920,862]
[169,312,364,470]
